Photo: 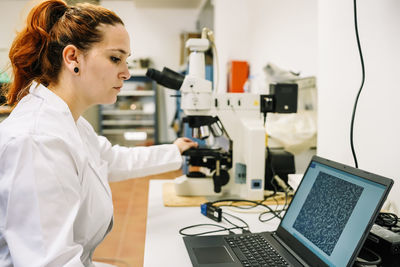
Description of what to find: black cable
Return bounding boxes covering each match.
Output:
[218,201,286,222]
[179,197,286,236]
[179,223,248,236]
[223,214,245,228]
[354,247,382,266]
[376,212,398,228]
[263,111,267,127]
[259,188,289,223]
[179,190,290,236]
[222,212,250,231]
[350,0,366,168]
[259,197,280,223]
[277,189,289,218]
[209,198,283,221]
[266,147,279,194]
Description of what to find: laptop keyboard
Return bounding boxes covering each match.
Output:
[225,234,289,267]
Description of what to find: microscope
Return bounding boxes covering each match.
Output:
[146,30,297,200]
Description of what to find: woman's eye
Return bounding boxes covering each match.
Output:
[110,56,121,63]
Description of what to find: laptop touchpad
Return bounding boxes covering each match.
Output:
[193,246,234,264]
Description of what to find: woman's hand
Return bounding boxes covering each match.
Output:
[173,137,198,154]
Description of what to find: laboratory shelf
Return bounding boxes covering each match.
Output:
[99,70,158,146]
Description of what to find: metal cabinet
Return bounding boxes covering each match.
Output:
[99,69,158,146]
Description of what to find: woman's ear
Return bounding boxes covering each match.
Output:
[63,44,81,75]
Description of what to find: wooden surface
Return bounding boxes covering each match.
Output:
[162,182,208,207]
[162,182,291,207]
[93,170,182,267]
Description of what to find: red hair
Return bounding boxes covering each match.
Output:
[5,0,124,106]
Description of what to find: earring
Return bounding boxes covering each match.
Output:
[74,67,79,73]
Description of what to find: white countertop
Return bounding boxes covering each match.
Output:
[144,179,283,267]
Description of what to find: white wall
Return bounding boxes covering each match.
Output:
[213,0,318,93]
[318,0,400,212]
[101,1,198,143]
[0,1,37,72]
[213,0,251,93]
[214,0,400,212]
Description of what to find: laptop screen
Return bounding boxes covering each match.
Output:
[280,159,387,266]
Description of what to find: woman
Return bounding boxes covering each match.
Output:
[0,0,197,266]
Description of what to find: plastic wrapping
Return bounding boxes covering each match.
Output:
[263,62,318,155]
[267,111,317,155]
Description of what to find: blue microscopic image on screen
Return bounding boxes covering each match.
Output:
[292,171,364,256]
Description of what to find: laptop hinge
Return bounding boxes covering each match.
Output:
[272,233,310,267]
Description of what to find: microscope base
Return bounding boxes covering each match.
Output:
[174,175,223,196]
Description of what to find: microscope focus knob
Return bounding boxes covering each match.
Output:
[212,170,229,193]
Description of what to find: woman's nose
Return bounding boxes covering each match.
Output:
[120,64,131,80]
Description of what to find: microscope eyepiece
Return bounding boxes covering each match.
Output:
[146,67,184,90]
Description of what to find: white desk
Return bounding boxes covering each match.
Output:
[144,180,282,267]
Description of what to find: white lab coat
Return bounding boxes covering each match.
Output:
[0,83,182,266]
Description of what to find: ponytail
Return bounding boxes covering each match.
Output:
[6,0,123,106]
[7,0,67,106]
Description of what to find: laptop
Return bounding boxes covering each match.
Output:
[183,155,393,267]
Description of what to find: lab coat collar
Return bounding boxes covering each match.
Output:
[29,82,71,116]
